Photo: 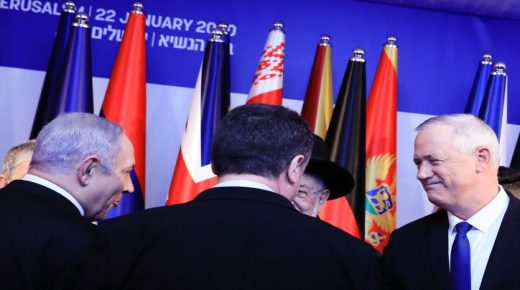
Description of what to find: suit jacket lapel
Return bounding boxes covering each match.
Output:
[480,195,520,290]
[429,211,451,290]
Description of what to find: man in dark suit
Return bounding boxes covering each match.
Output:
[81,104,380,290]
[381,114,520,290]
[0,112,135,290]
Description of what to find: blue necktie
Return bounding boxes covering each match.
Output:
[451,222,472,290]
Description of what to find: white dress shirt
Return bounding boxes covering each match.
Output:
[447,186,509,290]
[214,179,276,193]
[23,174,85,216]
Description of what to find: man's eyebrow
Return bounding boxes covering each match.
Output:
[414,154,443,161]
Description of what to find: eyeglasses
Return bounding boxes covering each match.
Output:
[296,187,330,199]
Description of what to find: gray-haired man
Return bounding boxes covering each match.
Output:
[382,114,520,290]
[0,112,135,290]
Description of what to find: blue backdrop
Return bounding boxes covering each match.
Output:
[2,0,519,123]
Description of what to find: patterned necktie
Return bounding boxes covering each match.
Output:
[451,222,472,290]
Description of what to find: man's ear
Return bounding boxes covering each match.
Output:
[0,175,9,189]
[287,155,306,184]
[475,146,492,172]
[78,156,100,186]
[318,191,330,205]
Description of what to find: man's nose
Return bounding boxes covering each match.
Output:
[416,163,432,181]
[123,175,135,194]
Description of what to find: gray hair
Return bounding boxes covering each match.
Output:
[2,140,36,180]
[31,113,123,174]
[416,114,500,168]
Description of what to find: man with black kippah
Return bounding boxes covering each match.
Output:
[293,134,355,217]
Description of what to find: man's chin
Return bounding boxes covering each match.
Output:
[425,192,445,208]
[92,209,110,222]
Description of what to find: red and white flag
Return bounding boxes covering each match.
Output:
[246,22,285,105]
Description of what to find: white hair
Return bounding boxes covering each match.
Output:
[2,140,35,180]
[31,113,123,174]
[416,114,500,168]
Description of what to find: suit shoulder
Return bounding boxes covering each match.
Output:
[99,203,188,231]
[309,217,379,257]
[383,210,447,260]
[391,210,446,237]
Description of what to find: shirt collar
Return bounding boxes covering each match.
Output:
[214,179,276,193]
[448,186,509,233]
[23,174,85,216]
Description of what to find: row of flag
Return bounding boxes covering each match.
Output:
[30,1,519,253]
[304,39,398,252]
[163,20,398,252]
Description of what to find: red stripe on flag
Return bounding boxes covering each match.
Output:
[102,12,146,190]
[301,46,326,132]
[319,197,360,238]
[166,152,217,205]
[246,89,283,106]
[366,52,397,157]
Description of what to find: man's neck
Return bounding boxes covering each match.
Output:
[450,183,500,220]
[23,172,85,216]
[218,174,280,193]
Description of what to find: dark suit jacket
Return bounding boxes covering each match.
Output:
[381,193,520,290]
[81,186,381,290]
[0,180,96,290]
